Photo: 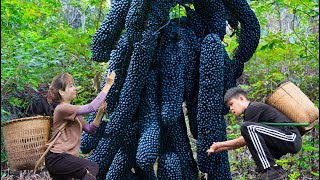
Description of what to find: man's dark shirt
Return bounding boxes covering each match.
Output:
[244,102,300,135]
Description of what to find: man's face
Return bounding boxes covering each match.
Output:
[227,96,246,117]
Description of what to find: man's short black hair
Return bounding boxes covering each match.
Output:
[224,87,248,104]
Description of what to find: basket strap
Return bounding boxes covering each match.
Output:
[47,121,69,145]
[260,122,310,127]
[33,121,68,172]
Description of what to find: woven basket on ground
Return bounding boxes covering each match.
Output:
[2,116,51,170]
[266,81,319,134]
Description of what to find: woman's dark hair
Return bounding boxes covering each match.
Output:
[47,73,73,108]
[224,87,248,104]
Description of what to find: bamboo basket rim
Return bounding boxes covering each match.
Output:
[2,116,51,127]
[265,81,292,102]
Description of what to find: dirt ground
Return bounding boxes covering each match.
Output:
[1,169,208,180]
[1,166,52,180]
[1,166,208,180]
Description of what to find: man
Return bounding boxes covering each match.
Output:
[207,87,302,179]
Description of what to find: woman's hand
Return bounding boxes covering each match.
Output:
[102,70,116,94]
[106,70,116,86]
[92,101,106,128]
[98,101,107,112]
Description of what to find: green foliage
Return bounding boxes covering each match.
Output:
[1,0,319,179]
[1,0,110,119]
[224,0,319,99]
[170,4,187,19]
[242,0,319,101]
[1,0,110,167]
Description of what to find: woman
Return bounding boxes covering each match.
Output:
[45,71,115,180]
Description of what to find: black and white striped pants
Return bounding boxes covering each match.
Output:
[240,122,302,171]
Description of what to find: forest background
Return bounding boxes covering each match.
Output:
[1,0,319,179]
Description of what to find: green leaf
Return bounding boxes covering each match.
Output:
[302,145,318,151]
[288,172,300,179]
[260,44,269,50]
[311,171,319,177]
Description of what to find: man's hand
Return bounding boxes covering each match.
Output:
[207,137,247,156]
[207,142,221,155]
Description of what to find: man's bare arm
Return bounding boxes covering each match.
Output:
[207,136,246,155]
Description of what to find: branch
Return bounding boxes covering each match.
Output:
[96,0,105,29]
[299,0,319,17]
[291,8,319,61]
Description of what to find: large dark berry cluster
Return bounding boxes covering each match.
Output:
[160,22,186,126]
[80,116,107,154]
[91,0,131,62]
[136,65,161,172]
[168,112,198,179]
[183,5,206,39]
[157,152,183,180]
[106,35,132,115]
[84,0,260,179]
[125,0,152,43]
[196,34,231,179]
[223,0,260,66]
[194,0,226,40]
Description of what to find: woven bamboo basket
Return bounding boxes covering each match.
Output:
[265,81,319,134]
[2,116,51,170]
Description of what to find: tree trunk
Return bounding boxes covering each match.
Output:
[59,0,83,29]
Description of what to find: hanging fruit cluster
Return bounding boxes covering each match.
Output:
[81,0,260,179]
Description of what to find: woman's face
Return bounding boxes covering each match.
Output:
[61,81,77,102]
